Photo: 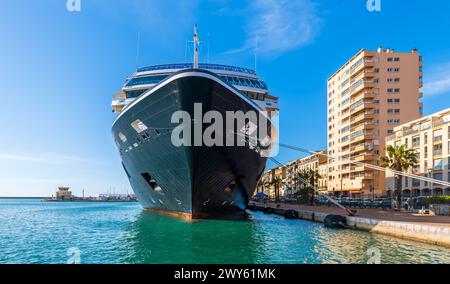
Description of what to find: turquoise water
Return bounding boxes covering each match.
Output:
[0,199,449,264]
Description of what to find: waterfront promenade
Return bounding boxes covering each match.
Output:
[257,202,450,227]
[251,202,450,247]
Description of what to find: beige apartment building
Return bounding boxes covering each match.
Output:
[293,151,328,193]
[257,166,286,199]
[257,151,328,197]
[386,108,450,197]
[327,47,423,197]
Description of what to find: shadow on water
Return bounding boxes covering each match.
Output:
[121,211,266,264]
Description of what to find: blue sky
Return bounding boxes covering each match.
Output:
[1,0,450,197]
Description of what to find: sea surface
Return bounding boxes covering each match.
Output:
[0,199,449,264]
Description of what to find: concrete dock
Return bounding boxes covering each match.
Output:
[248,203,450,248]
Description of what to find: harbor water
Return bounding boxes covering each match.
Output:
[0,199,449,264]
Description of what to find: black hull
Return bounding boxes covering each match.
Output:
[112,70,270,218]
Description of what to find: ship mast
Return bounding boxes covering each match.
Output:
[193,24,200,69]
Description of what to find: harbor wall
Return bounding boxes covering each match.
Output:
[249,205,450,248]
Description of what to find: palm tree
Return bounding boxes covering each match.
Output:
[296,169,321,205]
[381,145,419,209]
[271,176,283,202]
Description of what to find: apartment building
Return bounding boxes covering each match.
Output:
[257,166,286,199]
[327,47,423,197]
[386,108,450,197]
[295,151,328,193]
[257,151,328,197]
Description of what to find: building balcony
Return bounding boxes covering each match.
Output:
[350,144,368,153]
[350,165,365,172]
[351,153,376,163]
[351,90,375,102]
[350,111,375,124]
[351,102,375,114]
[350,121,375,133]
[350,134,374,144]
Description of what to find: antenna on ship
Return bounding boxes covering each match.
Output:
[193,24,200,69]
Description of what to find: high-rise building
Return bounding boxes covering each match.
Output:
[386,108,450,197]
[327,47,423,197]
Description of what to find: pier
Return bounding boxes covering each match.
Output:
[247,203,450,248]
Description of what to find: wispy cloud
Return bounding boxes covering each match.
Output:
[0,153,98,164]
[0,177,64,184]
[423,61,450,97]
[226,0,323,57]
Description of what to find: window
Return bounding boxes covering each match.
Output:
[118,132,127,143]
[434,144,443,156]
[434,173,443,181]
[413,178,420,187]
[394,78,400,82]
[131,119,148,134]
[394,57,400,62]
[387,119,400,124]
[434,129,443,143]
[341,126,350,133]
[434,159,444,170]
[387,109,400,114]
[412,136,420,147]
[387,58,393,62]
[387,98,400,104]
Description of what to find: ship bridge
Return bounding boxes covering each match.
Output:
[112,63,278,114]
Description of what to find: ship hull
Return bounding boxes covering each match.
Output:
[112,70,271,219]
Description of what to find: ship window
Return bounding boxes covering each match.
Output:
[131,119,148,133]
[118,132,127,143]
[126,75,168,87]
[140,131,151,140]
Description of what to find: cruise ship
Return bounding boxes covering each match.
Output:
[111,28,278,219]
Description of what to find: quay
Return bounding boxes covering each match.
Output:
[248,203,450,248]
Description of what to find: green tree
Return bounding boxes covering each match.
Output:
[296,169,321,205]
[381,145,419,209]
[271,176,283,202]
